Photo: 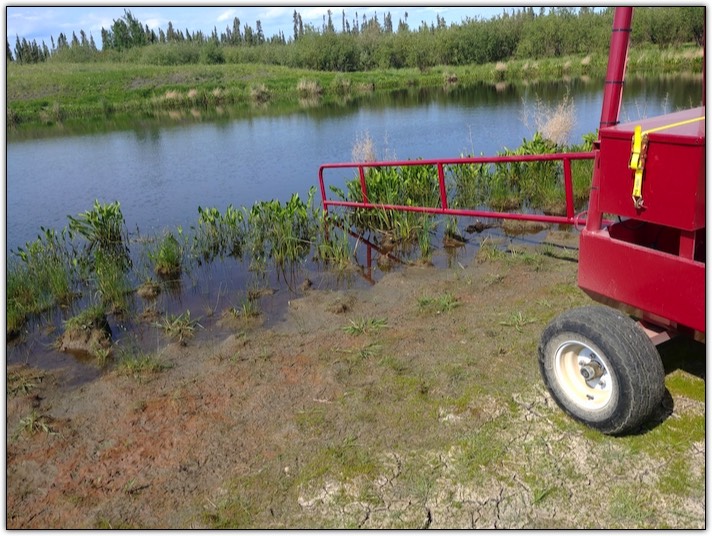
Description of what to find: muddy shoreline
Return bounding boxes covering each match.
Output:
[6,238,705,528]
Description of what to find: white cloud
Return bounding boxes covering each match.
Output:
[217,9,237,22]
[144,18,166,31]
[260,7,290,21]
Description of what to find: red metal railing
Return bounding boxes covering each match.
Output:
[319,152,595,226]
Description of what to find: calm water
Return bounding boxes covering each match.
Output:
[6,74,702,253]
[6,73,702,385]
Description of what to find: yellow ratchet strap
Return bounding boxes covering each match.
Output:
[628,115,704,210]
[628,125,646,209]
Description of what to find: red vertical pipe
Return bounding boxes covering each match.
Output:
[563,158,574,219]
[437,163,448,210]
[358,166,369,204]
[599,7,633,130]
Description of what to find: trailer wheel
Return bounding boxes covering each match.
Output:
[538,305,665,435]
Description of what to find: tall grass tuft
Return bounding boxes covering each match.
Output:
[192,205,245,262]
[94,249,133,314]
[331,75,352,97]
[521,91,576,147]
[8,228,76,335]
[150,231,183,278]
[250,84,271,104]
[297,79,323,99]
[351,131,377,163]
[68,200,131,268]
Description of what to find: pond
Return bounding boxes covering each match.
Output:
[7,73,702,253]
[6,73,703,384]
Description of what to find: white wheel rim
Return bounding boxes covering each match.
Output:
[553,340,613,411]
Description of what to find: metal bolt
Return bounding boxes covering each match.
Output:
[580,365,595,380]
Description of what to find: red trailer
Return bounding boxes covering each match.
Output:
[537,8,705,435]
[319,7,705,434]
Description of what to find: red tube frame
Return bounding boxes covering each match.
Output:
[319,152,595,226]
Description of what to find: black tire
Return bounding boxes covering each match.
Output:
[538,305,665,435]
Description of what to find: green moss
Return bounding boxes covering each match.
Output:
[665,370,705,402]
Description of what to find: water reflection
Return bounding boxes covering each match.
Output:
[7,74,701,255]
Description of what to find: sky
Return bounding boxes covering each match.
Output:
[5,4,516,49]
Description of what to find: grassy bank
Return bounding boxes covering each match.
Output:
[6,44,703,129]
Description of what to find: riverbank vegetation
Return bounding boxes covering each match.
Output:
[8,105,595,343]
[7,7,704,128]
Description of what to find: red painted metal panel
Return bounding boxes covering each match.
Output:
[579,228,705,333]
[598,107,705,231]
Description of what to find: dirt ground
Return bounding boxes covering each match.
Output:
[6,237,706,529]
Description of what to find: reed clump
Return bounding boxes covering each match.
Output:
[8,227,76,336]
[297,79,323,99]
[250,84,271,104]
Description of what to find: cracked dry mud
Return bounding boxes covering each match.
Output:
[6,243,705,528]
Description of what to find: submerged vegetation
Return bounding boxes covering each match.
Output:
[7,110,596,346]
[333,144,592,239]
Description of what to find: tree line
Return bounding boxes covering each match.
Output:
[8,7,704,70]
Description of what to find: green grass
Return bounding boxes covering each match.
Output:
[94,249,133,313]
[115,346,171,379]
[64,303,107,331]
[7,228,76,334]
[342,317,388,336]
[150,231,183,277]
[157,310,202,345]
[7,45,701,129]
[417,292,460,314]
[17,409,54,436]
[229,298,261,319]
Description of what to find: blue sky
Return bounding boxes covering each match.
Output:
[6,5,513,49]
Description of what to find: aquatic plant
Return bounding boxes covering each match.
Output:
[7,227,76,335]
[246,189,318,268]
[337,163,440,242]
[314,223,352,270]
[157,310,202,345]
[68,200,131,267]
[150,231,183,278]
[446,130,596,214]
[192,204,246,262]
[94,249,133,314]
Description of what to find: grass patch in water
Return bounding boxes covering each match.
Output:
[116,349,172,380]
[149,231,183,278]
[157,310,202,345]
